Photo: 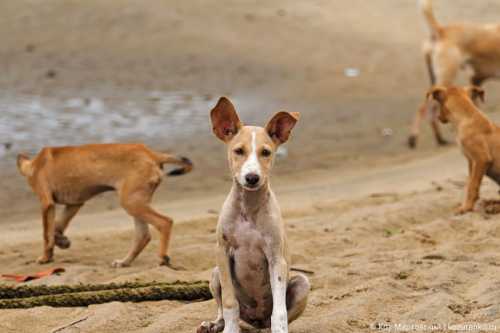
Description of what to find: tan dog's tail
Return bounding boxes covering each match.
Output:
[419,0,441,38]
[155,153,193,176]
[17,153,34,177]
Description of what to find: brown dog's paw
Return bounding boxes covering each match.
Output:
[407,135,417,149]
[197,320,225,333]
[111,259,131,268]
[437,137,449,146]
[36,256,53,264]
[55,233,71,249]
[455,205,473,215]
[158,256,185,270]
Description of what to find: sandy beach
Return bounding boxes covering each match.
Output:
[1,1,500,332]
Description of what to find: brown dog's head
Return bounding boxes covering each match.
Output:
[210,97,299,191]
[426,86,485,123]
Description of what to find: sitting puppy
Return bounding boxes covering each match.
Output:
[197,97,310,333]
[17,143,192,267]
[426,85,498,214]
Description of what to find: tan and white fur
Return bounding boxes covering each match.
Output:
[17,143,192,267]
[197,97,310,333]
[409,0,500,148]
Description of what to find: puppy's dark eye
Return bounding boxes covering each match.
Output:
[261,149,272,157]
[234,148,245,156]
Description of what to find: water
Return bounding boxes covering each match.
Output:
[0,90,262,161]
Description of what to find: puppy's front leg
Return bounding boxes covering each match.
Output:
[216,243,241,333]
[458,159,489,214]
[269,256,289,333]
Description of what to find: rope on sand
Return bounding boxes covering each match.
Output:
[0,281,211,309]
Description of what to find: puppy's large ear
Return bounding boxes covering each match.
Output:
[467,86,485,104]
[210,97,242,142]
[265,111,300,145]
[426,86,447,105]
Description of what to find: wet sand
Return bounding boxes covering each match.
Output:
[1,1,500,332]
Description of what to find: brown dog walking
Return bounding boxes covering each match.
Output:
[409,0,500,148]
[17,143,192,267]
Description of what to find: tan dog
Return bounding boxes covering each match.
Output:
[409,0,500,148]
[426,85,500,214]
[17,143,192,267]
[197,98,310,333]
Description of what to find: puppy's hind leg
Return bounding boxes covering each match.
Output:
[197,267,225,333]
[286,274,311,324]
[111,218,151,268]
[55,204,82,249]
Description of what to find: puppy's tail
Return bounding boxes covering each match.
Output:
[419,0,441,38]
[155,153,193,176]
[17,153,34,177]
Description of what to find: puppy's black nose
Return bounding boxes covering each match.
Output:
[245,173,260,186]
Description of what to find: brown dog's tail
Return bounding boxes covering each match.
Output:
[17,153,34,177]
[419,0,441,38]
[154,153,193,176]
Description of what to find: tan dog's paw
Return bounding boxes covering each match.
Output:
[36,256,53,264]
[197,320,225,333]
[111,259,130,268]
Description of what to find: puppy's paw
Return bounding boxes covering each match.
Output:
[36,256,53,264]
[197,320,225,333]
[111,259,130,268]
[55,233,71,249]
[455,205,473,215]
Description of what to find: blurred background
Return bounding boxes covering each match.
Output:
[2,0,500,220]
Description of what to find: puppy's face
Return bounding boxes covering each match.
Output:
[210,97,299,191]
[427,86,485,123]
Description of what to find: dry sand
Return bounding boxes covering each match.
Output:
[1,1,500,332]
[2,151,500,332]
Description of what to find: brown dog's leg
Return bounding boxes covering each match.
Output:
[409,102,428,148]
[111,218,152,268]
[55,204,82,249]
[38,203,56,264]
[134,206,174,267]
[119,182,174,267]
[458,160,490,214]
[430,103,448,146]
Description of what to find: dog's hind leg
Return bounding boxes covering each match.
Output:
[119,184,174,267]
[111,218,151,268]
[197,267,225,333]
[286,274,311,324]
[55,204,82,249]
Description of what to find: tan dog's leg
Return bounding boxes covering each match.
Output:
[286,274,311,323]
[197,267,225,333]
[216,244,241,333]
[38,203,56,264]
[55,204,82,249]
